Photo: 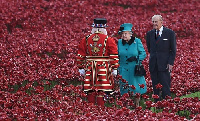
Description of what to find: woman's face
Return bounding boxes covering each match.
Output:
[121,31,131,41]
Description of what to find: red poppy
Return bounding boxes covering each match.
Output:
[121,78,127,83]
[122,93,129,98]
[152,94,159,99]
[155,83,163,89]
[173,97,180,102]
[165,95,172,100]
[116,75,123,80]
[130,85,136,90]
[145,100,153,108]
[135,93,141,98]
[139,84,145,89]
[142,94,149,99]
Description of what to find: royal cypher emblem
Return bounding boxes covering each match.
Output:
[90,42,100,53]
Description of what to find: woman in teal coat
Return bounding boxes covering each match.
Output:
[118,23,147,106]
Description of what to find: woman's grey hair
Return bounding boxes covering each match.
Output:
[129,31,133,35]
[120,31,133,35]
[152,15,163,21]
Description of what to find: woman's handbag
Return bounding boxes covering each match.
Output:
[134,62,146,76]
[134,39,146,76]
[134,54,146,76]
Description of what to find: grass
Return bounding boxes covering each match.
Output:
[180,91,200,99]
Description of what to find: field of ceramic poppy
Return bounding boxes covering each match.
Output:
[0,0,200,120]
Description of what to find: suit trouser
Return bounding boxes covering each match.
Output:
[150,64,171,101]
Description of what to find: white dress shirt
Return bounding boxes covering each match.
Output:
[156,26,164,37]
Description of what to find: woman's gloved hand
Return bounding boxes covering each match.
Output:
[126,56,137,62]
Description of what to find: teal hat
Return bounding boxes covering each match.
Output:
[118,23,133,34]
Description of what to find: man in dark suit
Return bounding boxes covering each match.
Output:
[146,15,176,101]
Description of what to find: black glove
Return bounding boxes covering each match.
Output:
[126,56,137,62]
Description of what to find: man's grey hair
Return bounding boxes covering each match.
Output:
[152,15,163,21]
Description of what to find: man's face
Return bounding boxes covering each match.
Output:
[122,31,131,41]
[152,17,162,30]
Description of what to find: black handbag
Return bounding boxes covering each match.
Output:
[134,56,146,76]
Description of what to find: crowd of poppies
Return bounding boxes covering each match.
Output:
[0,0,199,120]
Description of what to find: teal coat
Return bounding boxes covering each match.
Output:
[118,37,147,95]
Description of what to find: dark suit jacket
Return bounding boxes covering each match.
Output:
[146,27,176,72]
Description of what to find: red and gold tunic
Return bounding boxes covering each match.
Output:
[77,32,119,92]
